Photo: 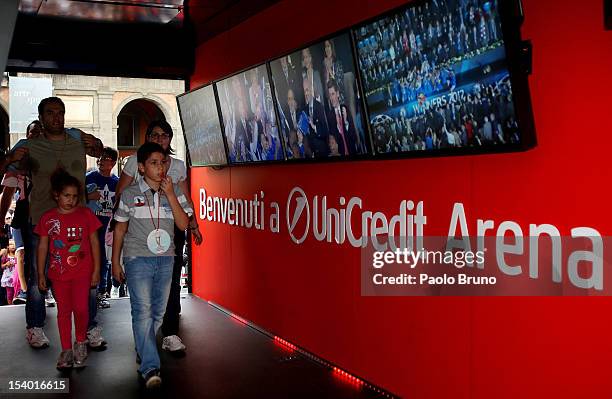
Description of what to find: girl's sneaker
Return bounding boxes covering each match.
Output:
[73,341,88,368]
[12,290,27,304]
[45,291,56,307]
[56,350,74,370]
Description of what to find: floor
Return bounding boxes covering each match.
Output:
[0,295,386,399]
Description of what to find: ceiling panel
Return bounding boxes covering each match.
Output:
[8,0,280,78]
[19,0,183,24]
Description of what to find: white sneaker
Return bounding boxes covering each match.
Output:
[56,350,73,370]
[161,335,186,352]
[26,327,50,348]
[45,291,56,307]
[110,286,120,299]
[86,326,106,348]
[96,292,110,309]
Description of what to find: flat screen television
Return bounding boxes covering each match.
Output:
[216,64,284,164]
[353,0,535,156]
[269,32,371,160]
[176,84,228,167]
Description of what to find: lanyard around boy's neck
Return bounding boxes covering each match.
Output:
[144,189,160,232]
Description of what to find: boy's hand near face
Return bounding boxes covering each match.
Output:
[160,177,175,198]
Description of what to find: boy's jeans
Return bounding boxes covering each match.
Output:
[124,256,173,376]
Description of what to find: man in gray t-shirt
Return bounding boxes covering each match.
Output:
[5,97,104,350]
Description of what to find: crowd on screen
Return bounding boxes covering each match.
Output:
[371,79,520,153]
[355,0,503,106]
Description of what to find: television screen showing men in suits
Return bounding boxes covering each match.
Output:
[217,64,284,164]
[177,84,228,167]
[354,0,521,155]
[270,32,370,160]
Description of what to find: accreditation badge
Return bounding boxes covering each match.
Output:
[147,229,171,255]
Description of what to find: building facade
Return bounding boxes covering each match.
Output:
[0,73,186,172]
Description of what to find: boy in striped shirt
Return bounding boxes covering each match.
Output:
[111,142,192,389]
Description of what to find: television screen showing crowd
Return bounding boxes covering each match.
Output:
[270,32,370,160]
[354,0,521,154]
[177,84,228,167]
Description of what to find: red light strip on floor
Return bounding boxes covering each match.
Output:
[274,336,298,350]
[229,312,249,325]
[208,301,398,398]
[333,367,364,384]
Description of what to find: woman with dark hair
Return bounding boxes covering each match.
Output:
[322,39,345,106]
[114,120,202,354]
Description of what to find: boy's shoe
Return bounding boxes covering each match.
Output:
[161,335,186,352]
[45,291,56,307]
[26,327,50,348]
[140,369,162,389]
[73,341,88,368]
[96,292,110,309]
[86,326,106,348]
[12,291,27,304]
[56,350,74,370]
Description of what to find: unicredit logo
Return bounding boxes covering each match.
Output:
[286,187,310,244]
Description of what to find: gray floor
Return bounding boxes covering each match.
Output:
[0,295,384,399]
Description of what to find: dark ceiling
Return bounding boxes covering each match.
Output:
[7,0,279,79]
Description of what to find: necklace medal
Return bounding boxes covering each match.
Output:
[147,228,171,254]
[145,190,170,254]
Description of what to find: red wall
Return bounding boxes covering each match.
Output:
[189,1,612,398]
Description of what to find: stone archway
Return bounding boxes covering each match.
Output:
[114,98,166,173]
[113,94,174,128]
[113,93,186,170]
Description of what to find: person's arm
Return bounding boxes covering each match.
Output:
[0,186,17,227]
[108,172,134,231]
[87,191,101,201]
[115,171,133,198]
[78,130,104,158]
[16,249,26,292]
[114,172,134,210]
[178,179,202,245]
[0,146,29,175]
[111,221,127,283]
[160,178,189,231]
[37,236,49,292]
[89,231,100,288]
